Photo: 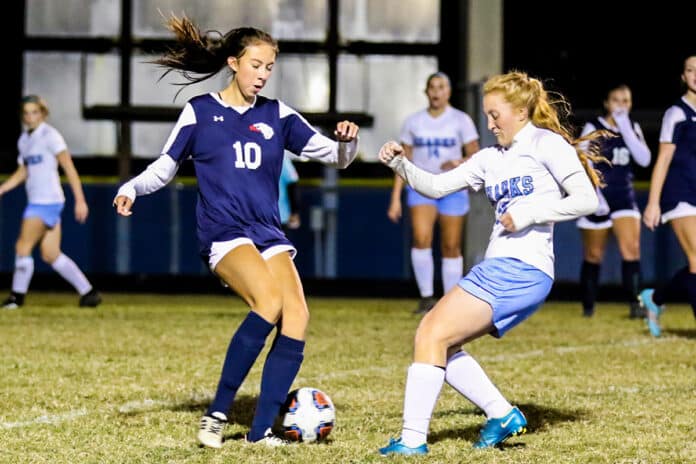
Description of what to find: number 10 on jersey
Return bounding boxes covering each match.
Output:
[233,141,262,169]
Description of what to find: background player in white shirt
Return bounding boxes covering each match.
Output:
[387,72,480,313]
[112,15,359,448]
[576,84,650,318]
[0,95,101,309]
[377,71,602,455]
[639,54,696,337]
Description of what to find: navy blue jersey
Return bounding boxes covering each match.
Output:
[660,98,696,211]
[588,117,639,197]
[163,93,322,256]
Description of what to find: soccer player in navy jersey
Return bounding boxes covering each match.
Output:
[640,55,696,337]
[112,15,359,447]
[0,95,102,309]
[377,71,602,455]
[576,84,651,318]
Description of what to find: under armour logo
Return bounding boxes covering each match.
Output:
[213,115,224,122]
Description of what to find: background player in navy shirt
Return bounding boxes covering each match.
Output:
[113,15,359,447]
[640,55,696,337]
[576,84,651,318]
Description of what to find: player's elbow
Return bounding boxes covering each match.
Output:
[581,192,600,216]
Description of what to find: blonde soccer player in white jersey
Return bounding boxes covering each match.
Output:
[388,72,479,314]
[377,71,604,455]
[0,95,101,309]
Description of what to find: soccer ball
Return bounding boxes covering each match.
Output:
[281,387,335,443]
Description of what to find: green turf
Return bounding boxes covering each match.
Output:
[1,293,694,463]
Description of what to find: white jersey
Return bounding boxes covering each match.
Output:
[459,124,585,277]
[391,122,594,279]
[400,106,479,174]
[17,122,67,204]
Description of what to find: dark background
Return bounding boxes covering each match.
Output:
[504,0,695,183]
[504,1,693,110]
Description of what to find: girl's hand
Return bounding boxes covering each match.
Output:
[378,141,404,165]
[113,195,134,217]
[74,200,89,223]
[642,202,661,231]
[334,121,359,142]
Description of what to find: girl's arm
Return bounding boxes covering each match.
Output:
[0,165,28,196]
[57,150,89,223]
[642,142,675,230]
[113,155,179,216]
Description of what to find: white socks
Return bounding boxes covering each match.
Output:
[412,249,464,296]
[442,256,463,293]
[445,351,512,419]
[12,255,34,293]
[51,253,92,295]
[401,363,445,447]
[411,248,434,298]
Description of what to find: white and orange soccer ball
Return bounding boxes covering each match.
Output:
[281,387,335,443]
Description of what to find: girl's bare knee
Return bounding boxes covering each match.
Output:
[280,303,310,339]
[41,251,59,263]
[248,286,283,319]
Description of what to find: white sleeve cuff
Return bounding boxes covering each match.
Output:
[114,155,179,203]
[337,138,359,168]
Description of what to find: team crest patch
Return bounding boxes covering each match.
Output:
[249,122,274,140]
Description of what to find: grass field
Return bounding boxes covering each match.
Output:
[1,292,694,464]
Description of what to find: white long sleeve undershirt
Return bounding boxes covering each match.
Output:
[115,154,179,202]
[613,113,651,167]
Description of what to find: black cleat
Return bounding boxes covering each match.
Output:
[79,289,102,308]
[582,306,594,318]
[1,292,25,310]
[629,301,646,319]
[414,297,437,314]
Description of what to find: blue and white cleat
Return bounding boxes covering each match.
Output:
[378,437,428,456]
[638,288,663,337]
[473,406,527,449]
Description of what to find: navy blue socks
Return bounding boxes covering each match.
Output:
[207,311,274,417]
[247,334,305,441]
[621,260,641,304]
[653,266,689,306]
[580,261,600,313]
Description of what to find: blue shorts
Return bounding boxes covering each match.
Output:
[23,203,64,228]
[406,187,470,216]
[458,257,553,338]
